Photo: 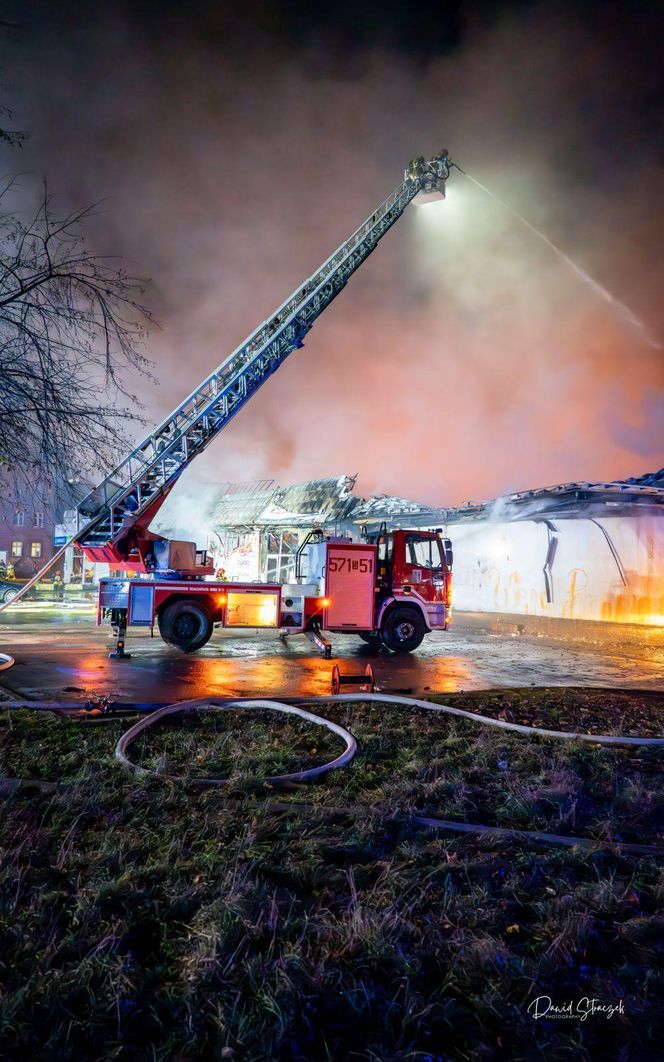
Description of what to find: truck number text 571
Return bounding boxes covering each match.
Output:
[328,557,373,574]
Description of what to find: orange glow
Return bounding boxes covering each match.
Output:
[599,570,664,626]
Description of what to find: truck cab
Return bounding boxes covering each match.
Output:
[366,528,453,651]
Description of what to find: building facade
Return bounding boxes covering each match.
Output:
[0,482,56,577]
[0,472,93,581]
[203,470,664,627]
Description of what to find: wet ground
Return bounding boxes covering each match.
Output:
[0,605,661,702]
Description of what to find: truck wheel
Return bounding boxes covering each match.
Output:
[158,600,213,652]
[358,631,381,646]
[380,607,426,653]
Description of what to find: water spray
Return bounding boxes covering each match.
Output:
[452,163,662,350]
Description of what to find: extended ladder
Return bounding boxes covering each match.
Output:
[76,151,452,557]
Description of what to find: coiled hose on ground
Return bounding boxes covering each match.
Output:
[112,693,664,856]
[2,652,663,854]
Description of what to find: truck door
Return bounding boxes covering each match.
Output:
[399,533,448,626]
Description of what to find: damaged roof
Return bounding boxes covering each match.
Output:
[210,475,358,528]
[209,469,664,531]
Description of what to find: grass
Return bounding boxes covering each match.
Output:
[0,688,663,1060]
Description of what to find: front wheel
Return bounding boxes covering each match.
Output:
[358,631,381,646]
[380,606,426,653]
[158,600,213,653]
[2,587,18,604]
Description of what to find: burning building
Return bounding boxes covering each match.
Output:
[198,470,663,627]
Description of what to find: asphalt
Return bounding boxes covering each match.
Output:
[0,606,661,702]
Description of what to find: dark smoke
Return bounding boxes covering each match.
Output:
[1,1,662,509]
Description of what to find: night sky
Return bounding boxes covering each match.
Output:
[1,0,662,507]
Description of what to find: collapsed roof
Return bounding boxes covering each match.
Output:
[207,469,664,532]
[210,475,358,529]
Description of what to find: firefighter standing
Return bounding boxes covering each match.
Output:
[53,571,65,602]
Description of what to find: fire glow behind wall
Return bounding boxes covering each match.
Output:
[447,515,664,625]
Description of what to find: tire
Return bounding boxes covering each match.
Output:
[380,606,426,653]
[2,588,18,604]
[358,632,381,645]
[158,599,213,653]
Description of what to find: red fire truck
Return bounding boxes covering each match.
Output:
[98,527,453,657]
[76,150,457,657]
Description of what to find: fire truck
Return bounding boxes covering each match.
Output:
[74,150,456,657]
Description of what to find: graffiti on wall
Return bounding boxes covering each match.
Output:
[446,515,663,626]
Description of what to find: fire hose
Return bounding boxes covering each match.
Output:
[3,689,664,854]
[109,693,664,855]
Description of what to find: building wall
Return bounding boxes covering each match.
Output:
[0,499,56,577]
[207,509,664,627]
[444,514,664,625]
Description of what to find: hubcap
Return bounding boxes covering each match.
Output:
[396,621,415,641]
[174,612,199,639]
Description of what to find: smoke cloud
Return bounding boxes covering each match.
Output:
[1,1,662,508]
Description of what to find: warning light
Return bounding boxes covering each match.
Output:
[217,594,226,604]
[322,598,331,607]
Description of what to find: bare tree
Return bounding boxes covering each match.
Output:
[0,104,24,147]
[0,182,153,501]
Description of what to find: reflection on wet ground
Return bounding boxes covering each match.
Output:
[0,609,661,702]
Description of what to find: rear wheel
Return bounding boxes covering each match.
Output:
[158,600,213,652]
[2,587,18,604]
[380,606,426,653]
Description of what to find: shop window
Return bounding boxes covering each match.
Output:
[265,530,300,583]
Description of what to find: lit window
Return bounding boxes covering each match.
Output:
[13,511,25,527]
[11,541,22,558]
[33,512,44,528]
[30,542,42,559]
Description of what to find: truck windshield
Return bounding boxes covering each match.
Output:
[405,535,444,571]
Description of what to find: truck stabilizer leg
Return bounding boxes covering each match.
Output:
[306,626,332,659]
[109,617,132,660]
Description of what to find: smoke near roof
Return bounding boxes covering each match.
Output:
[1,1,662,506]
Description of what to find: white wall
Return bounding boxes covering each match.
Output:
[445,514,664,625]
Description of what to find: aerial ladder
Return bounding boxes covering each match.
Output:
[75,150,452,568]
[3,151,456,655]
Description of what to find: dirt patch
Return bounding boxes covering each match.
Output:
[434,686,664,738]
